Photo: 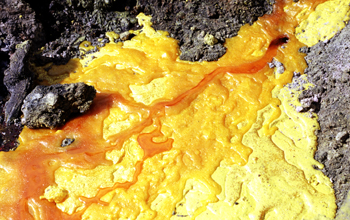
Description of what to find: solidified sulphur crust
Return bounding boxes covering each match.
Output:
[0,0,346,219]
[295,0,350,47]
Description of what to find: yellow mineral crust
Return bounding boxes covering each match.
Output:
[35,10,336,219]
[295,0,350,47]
[0,0,345,219]
[40,136,144,214]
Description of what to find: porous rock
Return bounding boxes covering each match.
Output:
[0,0,44,53]
[66,0,135,11]
[137,0,275,61]
[21,82,96,129]
[27,0,139,65]
[300,21,350,208]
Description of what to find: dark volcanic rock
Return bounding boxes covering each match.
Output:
[0,0,138,149]
[0,52,9,103]
[0,52,23,151]
[21,82,96,129]
[66,0,136,11]
[26,0,139,65]
[137,0,275,61]
[300,22,350,208]
[0,48,23,152]
[0,119,23,152]
[4,40,33,124]
[0,0,44,151]
[27,0,276,64]
[0,0,44,53]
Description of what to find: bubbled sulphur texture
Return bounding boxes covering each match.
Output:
[0,0,339,219]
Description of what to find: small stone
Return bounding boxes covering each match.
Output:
[61,138,75,147]
[120,18,130,29]
[21,82,96,129]
[129,18,137,24]
[268,58,285,73]
[336,131,349,143]
[295,106,303,112]
[293,72,301,77]
[273,59,284,73]
[120,31,131,41]
[203,33,218,46]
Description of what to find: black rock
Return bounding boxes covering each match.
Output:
[21,82,96,129]
[3,40,33,124]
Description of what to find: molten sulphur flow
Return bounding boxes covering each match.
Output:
[0,0,338,219]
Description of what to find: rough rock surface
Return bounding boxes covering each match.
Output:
[0,0,44,151]
[26,0,140,65]
[65,0,137,11]
[22,0,276,64]
[299,22,350,208]
[0,53,9,117]
[0,0,44,53]
[0,51,23,151]
[137,0,275,61]
[0,40,33,151]
[0,0,275,147]
[4,40,33,124]
[0,0,137,149]
[21,82,96,129]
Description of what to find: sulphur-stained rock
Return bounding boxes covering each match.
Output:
[21,82,96,129]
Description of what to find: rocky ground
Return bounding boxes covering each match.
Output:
[0,0,43,151]
[298,22,350,209]
[0,0,275,151]
[138,0,275,61]
[0,0,349,216]
[0,0,141,151]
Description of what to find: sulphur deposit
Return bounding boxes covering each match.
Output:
[0,0,347,219]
